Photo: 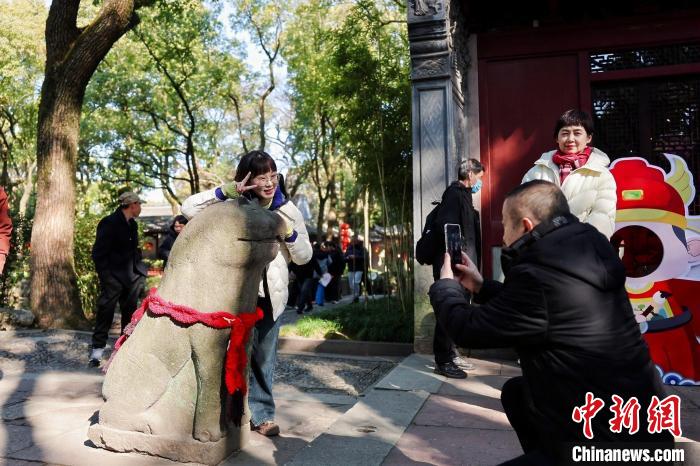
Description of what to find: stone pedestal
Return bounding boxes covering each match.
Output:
[89,423,250,464]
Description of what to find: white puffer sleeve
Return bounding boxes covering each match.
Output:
[585,170,617,239]
[278,202,312,265]
[522,151,558,184]
[181,188,225,219]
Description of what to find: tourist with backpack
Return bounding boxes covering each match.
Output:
[417,158,484,378]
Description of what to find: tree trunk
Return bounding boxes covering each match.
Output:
[316,195,327,242]
[30,0,145,328]
[363,187,370,277]
[162,188,180,215]
[18,160,36,219]
[31,85,85,327]
[14,159,36,248]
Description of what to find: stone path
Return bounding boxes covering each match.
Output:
[1,330,698,465]
[0,329,396,466]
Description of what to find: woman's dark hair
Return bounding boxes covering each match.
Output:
[234,150,277,183]
[173,215,188,225]
[553,109,594,138]
[458,158,485,181]
[278,173,289,198]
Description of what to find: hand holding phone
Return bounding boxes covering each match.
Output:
[444,223,462,270]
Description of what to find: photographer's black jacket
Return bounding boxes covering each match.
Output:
[429,218,671,450]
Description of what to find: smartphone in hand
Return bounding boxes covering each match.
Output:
[444,223,462,270]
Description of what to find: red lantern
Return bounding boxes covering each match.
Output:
[340,223,351,252]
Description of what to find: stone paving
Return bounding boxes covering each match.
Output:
[0,329,396,465]
[383,357,700,465]
[1,328,698,465]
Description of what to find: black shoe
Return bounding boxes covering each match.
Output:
[304,304,313,313]
[296,309,303,315]
[434,361,467,379]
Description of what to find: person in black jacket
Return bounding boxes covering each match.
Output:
[431,158,484,379]
[89,191,148,367]
[430,180,672,465]
[292,247,322,314]
[345,235,368,303]
[325,240,346,303]
[157,215,188,266]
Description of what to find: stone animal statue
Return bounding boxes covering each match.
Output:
[88,198,284,464]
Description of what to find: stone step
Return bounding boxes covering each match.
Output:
[284,354,439,466]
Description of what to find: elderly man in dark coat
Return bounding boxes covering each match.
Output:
[89,191,148,366]
[430,158,484,378]
[430,180,672,465]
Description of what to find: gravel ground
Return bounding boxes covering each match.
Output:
[0,329,395,395]
[275,354,395,396]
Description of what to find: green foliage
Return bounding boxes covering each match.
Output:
[1,0,417,331]
[281,297,413,343]
[145,274,163,291]
[282,1,414,315]
[81,0,245,201]
[0,0,45,191]
[329,0,411,225]
[143,258,163,291]
[74,212,102,319]
[280,315,344,339]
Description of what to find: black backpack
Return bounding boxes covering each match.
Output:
[415,201,442,265]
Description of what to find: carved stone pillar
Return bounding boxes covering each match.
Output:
[409,0,469,353]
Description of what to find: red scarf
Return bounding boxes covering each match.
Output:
[551,146,592,184]
[105,288,263,426]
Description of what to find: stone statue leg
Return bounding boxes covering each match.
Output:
[100,317,194,434]
[189,325,230,442]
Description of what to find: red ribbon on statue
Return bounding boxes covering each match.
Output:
[105,288,263,424]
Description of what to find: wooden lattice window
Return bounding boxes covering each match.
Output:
[590,43,700,73]
[592,77,700,215]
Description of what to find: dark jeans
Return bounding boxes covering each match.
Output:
[248,297,281,425]
[325,275,342,301]
[433,319,458,364]
[501,376,540,453]
[500,376,556,465]
[297,277,317,311]
[499,376,673,466]
[432,281,468,364]
[91,272,145,349]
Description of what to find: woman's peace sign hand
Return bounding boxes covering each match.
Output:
[235,172,258,194]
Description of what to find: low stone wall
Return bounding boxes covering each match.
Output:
[0,308,34,330]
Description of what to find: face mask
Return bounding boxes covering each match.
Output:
[471,179,482,194]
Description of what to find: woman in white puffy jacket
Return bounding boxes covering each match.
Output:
[182,151,312,437]
[522,109,617,238]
